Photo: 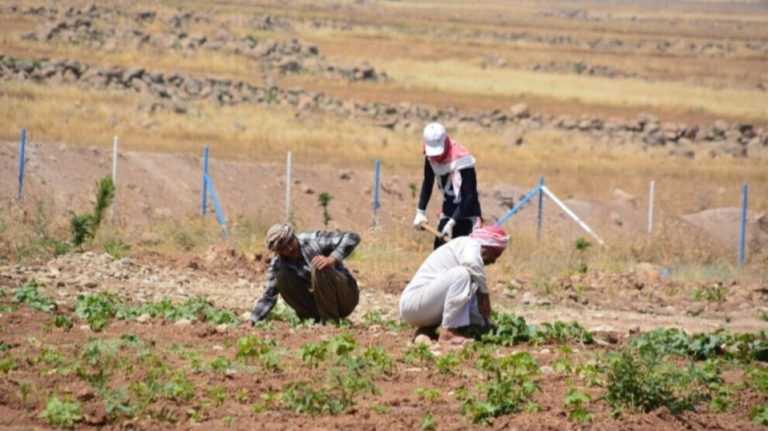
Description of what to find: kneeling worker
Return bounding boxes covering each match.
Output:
[399,225,508,344]
[250,223,360,324]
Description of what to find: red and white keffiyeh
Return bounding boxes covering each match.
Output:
[469,226,509,249]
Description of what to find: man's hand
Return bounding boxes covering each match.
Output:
[477,292,491,320]
[413,210,428,230]
[441,218,456,238]
[311,255,337,270]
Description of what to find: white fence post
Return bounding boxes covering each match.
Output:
[285,151,292,223]
[647,180,655,235]
[110,136,119,223]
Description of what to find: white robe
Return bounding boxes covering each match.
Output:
[399,237,488,328]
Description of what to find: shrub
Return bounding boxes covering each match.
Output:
[70,174,115,246]
[603,349,716,415]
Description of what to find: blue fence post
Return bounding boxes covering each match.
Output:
[739,183,748,267]
[17,128,26,203]
[201,146,209,217]
[536,175,544,242]
[204,172,230,239]
[372,160,381,229]
[495,183,543,227]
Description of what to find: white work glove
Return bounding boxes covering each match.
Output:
[413,209,428,230]
[441,218,456,237]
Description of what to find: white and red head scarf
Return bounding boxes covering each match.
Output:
[422,135,476,203]
[470,225,509,249]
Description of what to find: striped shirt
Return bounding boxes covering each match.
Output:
[250,230,360,323]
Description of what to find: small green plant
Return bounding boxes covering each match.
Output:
[75,292,119,331]
[482,312,542,346]
[564,388,594,425]
[362,347,394,375]
[39,395,82,428]
[692,282,728,303]
[370,404,389,413]
[403,342,434,367]
[422,412,436,430]
[187,407,205,423]
[571,237,591,274]
[409,182,417,198]
[603,349,714,415]
[360,310,408,331]
[208,356,232,373]
[435,353,461,374]
[318,192,333,227]
[299,341,329,368]
[751,403,768,426]
[327,333,357,358]
[206,386,228,407]
[13,281,56,313]
[70,174,115,246]
[222,415,234,426]
[574,237,591,251]
[0,357,18,373]
[18,381,33,407]
[235,389,249,402]
[458,351,540,425]
[414,387,441,402]
[53,314,73,331]
[104,238,131,259]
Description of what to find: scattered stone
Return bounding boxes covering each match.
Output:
[174,318,193,327]
[413,334,432,346]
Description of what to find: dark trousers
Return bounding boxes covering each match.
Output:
[434,217,475,249]
[275,266,359,322]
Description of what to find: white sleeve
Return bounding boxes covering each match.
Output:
[459,241,488,293]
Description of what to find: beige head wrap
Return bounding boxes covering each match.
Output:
[265,223,295,251]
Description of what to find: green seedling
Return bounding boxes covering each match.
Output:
[564,388,594,425]
[459,352,540,425]
[75,293,119,332]
[318,192,333,227]
[422,412,436,430]
[413,387,441,402]
[39,395,82,428]
[435,353,460,374]
[53,314,73,331]
[403,342,434,367]
[13,281,55,313]
[104,238,131,259]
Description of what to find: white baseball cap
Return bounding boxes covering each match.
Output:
[423,122,447,156]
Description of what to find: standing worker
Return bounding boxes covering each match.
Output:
[412,122,482,249]
[399,225,508,345]
[250,223,360,325]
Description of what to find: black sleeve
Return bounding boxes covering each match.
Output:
[418,158,434,211]
[450,167,480,221]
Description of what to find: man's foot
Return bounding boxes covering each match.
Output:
[438,327,474,345]
[413,325,439,342]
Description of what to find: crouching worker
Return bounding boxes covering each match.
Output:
[250,223,360,325]
[399,226,508,345]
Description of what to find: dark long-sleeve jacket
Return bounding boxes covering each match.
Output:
[418,158,482,221]
[250,230,360,323]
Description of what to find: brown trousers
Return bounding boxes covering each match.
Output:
[275,266,359,322]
